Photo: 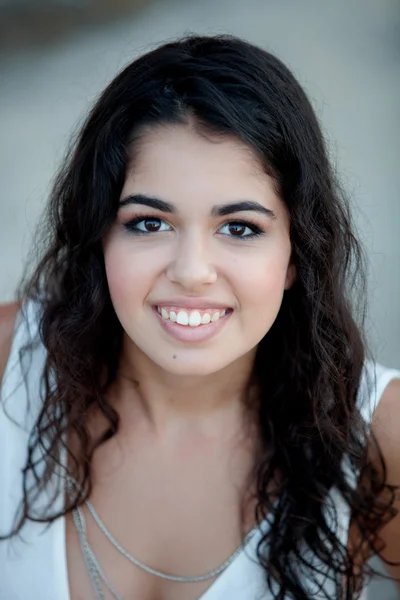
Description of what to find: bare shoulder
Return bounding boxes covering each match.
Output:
[372,376,400,466]
[0,301,20,386]
[370,375,400,584]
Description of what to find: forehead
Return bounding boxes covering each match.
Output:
[123,124,282,214]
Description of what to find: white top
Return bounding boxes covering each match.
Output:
[1,300,399,600]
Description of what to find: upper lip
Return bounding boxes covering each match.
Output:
[153,298,232,310]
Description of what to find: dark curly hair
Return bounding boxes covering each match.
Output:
[2,34,398,599]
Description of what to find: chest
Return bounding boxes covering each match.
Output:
[66,430,258,600]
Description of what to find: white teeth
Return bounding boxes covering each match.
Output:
[176,310,189,326]
[157,307,229,327]
[189,311,202,327]
[201,313,211,325]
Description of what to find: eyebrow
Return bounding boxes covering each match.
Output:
[119,194,277,220]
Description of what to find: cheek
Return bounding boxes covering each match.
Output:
[103,237,155,306]
[104,248,131,302]
[234,252,289,300]
[231,251,289,328]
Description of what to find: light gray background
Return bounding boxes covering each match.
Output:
[1,1,399,597]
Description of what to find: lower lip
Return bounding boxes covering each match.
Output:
[153,307,233,343]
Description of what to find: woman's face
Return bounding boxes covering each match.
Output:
[103,124,296,377]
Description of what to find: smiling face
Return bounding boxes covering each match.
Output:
[103,123,296,377]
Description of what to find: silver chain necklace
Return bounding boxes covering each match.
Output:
[67,476,256,600]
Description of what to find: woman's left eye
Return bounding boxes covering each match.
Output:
[218,221,264,239]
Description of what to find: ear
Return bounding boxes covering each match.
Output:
[284,262,297,290]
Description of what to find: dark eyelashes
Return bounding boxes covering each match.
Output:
[122,216,265,239]
[123,216,162,235]
[225,220,264,239]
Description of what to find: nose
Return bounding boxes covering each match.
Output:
[166,232,217,291]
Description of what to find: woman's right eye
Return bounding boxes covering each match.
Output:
[124,217,173,235]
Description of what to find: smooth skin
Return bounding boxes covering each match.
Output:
[0,301,19,387]
[2,310,399,593]
[1,125,399,598]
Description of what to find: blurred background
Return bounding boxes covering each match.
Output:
[0,1,399,597]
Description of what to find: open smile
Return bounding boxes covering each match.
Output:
[152,305,233,343]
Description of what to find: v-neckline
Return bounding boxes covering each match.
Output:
[195,521,268,600]
[55,427,271,600]
[57,508,270,600]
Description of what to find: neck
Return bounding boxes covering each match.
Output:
[111,335,258,439]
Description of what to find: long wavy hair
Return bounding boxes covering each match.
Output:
[2,34,398,599]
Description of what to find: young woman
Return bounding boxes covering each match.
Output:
[1,34,399,600]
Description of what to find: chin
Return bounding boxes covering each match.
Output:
[156,354,232,378]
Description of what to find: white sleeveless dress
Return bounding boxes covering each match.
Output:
[1,300,399,600]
